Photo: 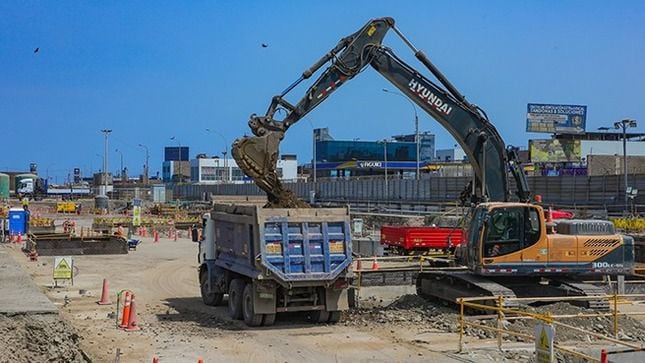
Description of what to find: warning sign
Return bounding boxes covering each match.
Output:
[535,323,555,363]
[132,198,142,227]
[53,256,73,280]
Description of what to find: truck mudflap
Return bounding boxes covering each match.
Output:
[261,219,352,283]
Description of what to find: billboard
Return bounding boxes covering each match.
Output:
[526,103,587,134]
[529,139,581,162]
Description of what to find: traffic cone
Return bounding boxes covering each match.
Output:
[17,233,22,243]
[124,294,140,331]
[547,206,553,223]
[152,358,159,363]
[371,256,379,271]
[8,232,13,243]
[600,349,608,363]
[153,230,159,243]
[97,279,111,305]
[197,360,204,363]
[119,292,131,328]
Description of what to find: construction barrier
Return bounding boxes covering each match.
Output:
[456,293,645,362]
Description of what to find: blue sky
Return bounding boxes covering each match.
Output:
[1,1,644,181]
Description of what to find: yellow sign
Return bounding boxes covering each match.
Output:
[535,323,555,363]
[367,25,376,37]
[53,256,73,280]
[329,241,345,254]
[132,205,142,227]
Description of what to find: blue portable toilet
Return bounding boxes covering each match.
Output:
[8,208,29,235]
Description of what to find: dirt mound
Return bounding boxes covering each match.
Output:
[344,295,645,344]
[0,314,87,362]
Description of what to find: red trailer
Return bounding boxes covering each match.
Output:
[380,225,465,254]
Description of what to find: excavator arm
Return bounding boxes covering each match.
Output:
[232,17,530,207]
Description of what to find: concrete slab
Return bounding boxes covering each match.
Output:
[0,248,58,315]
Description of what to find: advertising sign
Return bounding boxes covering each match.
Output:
[526,103,587,134]
[529,139,581,162]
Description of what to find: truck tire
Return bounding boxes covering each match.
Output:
[327,311,341,324]
[310,310,329,323]
[262,313,276,326]
[228,279,245,320]
[200,271,223,306]
[242,283,263,327]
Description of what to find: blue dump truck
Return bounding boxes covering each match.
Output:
[197,203,352,326]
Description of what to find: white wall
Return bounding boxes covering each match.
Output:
[581,140,645,157]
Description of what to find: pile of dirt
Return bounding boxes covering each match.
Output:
[344,295,645,344]
[0,314,87,362]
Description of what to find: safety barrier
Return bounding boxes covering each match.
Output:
[456,293,645,362]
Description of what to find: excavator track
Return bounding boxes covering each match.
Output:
[551,279,611,311]
[416,271,518,309]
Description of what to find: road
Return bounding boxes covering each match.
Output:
[9,224,468,363]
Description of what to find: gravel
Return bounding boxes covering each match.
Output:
[0,314,87,362]
[344,294,645,344]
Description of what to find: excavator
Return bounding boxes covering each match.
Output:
[232,17,635,309]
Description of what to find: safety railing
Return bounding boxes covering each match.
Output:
[457,294,645,362]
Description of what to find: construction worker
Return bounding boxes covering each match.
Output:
[21,197,29,211]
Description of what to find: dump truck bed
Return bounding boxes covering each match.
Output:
[210,204,352,285]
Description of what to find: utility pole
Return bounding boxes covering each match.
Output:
[614,118,637,214]
[205,129,229,182]
[115,148,124,180]
[138,144,149,184]
[381,139,388,197]
[101,129,112,197]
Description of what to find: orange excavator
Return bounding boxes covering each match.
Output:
[231,17,635,308]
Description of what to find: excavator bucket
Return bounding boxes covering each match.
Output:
[232,132,308,208]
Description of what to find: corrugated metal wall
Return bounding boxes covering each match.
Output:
[173,174,645,206]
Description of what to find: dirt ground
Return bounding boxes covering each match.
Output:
[5,210,645,363]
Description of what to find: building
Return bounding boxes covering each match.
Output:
[162,146,190,182]
[311,128,435,179]
[190,154,298,184]
[435,146,466,162]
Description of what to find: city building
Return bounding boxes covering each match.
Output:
[162,146,190,182]
[435,146,466,162]
[311,128,436,179]
[190,154,298,184]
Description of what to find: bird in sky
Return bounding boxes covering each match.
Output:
[33,47,39,53]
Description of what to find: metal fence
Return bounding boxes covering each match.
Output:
[172,174,645,208]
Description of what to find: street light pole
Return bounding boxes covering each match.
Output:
[138,143,149,184]
[383,88,420,180]
[101,129,112,196]
[205,129,230,182]
[614,118,637,213]
[381,139,388,197]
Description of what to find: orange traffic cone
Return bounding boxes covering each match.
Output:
[119,292,131,328]
[8,232,13,243]
[600,349,608,363]
[124,293,140,331]
[371,256,379,271]
[197,359,204,363]
[152,357,159,363]
[17,233,22,243]
[97,278,111,305]
[153,230,159,243]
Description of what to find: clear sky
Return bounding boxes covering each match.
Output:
[1,1,644,181]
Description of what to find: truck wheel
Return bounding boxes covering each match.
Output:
[200,271,223,306]
[310,310,329,323]
[228,279,245,320]
[262,313,276,326]
[242,283,263,327]
[327,311,341,324]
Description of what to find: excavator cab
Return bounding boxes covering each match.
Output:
[464,203,544,272]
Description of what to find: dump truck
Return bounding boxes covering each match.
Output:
[197,203,352,326]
